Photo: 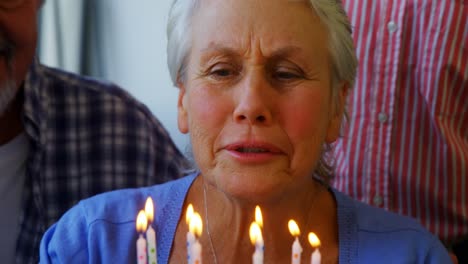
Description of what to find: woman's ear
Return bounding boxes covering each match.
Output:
[325,83,348,143]
[177,80,189,134]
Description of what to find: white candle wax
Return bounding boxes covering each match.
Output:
[136,210,148,264]
[186,231,195,262]
[188,212,203,264]
[250,220,264,264]
[253,251,263,264]
[252,235,264,264]
[252,248,264,264]
[191,239,202,264]
[292,237,303,264]
[137,234,147,264]
[146,225,157,264]
[311,248,321,264]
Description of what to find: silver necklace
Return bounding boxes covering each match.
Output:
[203,180,219,264]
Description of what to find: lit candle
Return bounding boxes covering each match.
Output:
[145,197,158,264]
[288,220,302,264]
[249,222,264,264]
[186,204,195,263]
[308,232,321,264]
[189,212,203,264]
[136,210,148,264]
[255,206,263,228]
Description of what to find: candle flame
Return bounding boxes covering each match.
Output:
[308,232,321,247]
[288,219,300,236]
[189,212,203,237]
[255,206,263,228]
[145,197,154,223]
[249,222,263,245]
[136,210,148,233]
[186,204,194,225]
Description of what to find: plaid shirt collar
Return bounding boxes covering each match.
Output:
[23,58,47,144]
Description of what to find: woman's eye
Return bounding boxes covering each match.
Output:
[211,68,232,77]
[273,70,301,80]
[206,63,239,80]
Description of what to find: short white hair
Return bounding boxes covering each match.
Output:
[167,0,358,183]
[167,0,357,87]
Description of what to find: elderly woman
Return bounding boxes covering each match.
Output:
[40,0,451,263]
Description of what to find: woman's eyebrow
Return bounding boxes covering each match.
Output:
[201,44,239,56]
[268,46,304,59]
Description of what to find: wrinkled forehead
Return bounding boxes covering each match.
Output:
[193,0,318,25]
[190,0,328,59]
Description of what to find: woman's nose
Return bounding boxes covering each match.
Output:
[233,72,273,126]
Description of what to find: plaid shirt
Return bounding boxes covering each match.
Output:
[14,60,190,263]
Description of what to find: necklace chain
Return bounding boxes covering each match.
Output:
[203,180,219,264]
[202,178,324,263]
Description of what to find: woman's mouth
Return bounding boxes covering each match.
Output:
[235,147,270,153]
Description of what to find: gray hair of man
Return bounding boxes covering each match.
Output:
[166,0,358,185]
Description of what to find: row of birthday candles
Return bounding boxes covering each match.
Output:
[135,197,321,264]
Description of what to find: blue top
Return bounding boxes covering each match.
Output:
[40,173,451,263]
[18,59,189,263]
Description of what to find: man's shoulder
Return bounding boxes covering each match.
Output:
[28,64,174,144]
[36,64,155,122]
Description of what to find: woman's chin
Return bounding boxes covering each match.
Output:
[201,165,303,203]
[215,176,292,204]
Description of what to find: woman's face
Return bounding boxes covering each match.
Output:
[178,0,345,201]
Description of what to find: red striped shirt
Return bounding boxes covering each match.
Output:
[333,0,468,243]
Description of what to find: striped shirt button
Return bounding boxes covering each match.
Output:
[373,195,383,206]
[378,112,388,123]
[387,21,398,33]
